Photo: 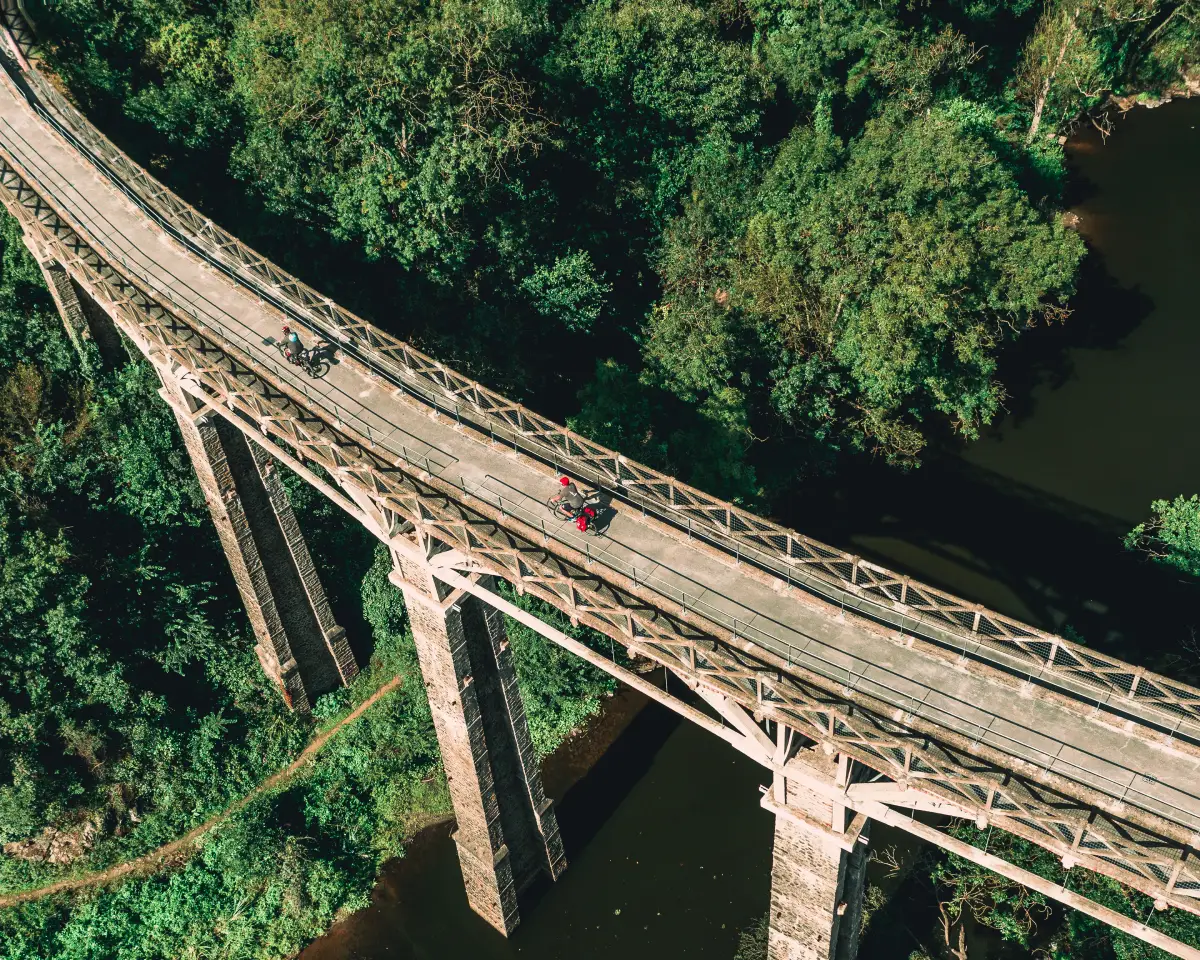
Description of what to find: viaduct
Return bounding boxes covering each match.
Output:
[2,11,1199,958]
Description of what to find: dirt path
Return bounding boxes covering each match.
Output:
[0,676,404,909]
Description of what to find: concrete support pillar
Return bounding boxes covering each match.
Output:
[763,753,870,960]
[389,551,566,935]
[161,377,357,711]
[21,231,124,367]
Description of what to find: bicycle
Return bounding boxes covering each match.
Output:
[279,341,330,379]
[545,493,600,535]
[546,493,575,520]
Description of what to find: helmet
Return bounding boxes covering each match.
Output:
[560,476,570,486]
[282,325,291,334]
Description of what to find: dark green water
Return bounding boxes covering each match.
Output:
[300,99,1200,960]
[301,703,776,960]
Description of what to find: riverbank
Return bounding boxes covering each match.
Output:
[291,95,1200,960]
[298,686,651,959]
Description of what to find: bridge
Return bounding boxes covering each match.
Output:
[1,12,1198,959]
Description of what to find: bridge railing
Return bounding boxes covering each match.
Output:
[10,48,1200,733]
[6,134,1200,910]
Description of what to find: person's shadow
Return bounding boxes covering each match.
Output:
[588,489,616,535]
[309,339,340,367]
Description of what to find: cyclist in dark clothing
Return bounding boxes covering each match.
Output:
[282,325,303,363]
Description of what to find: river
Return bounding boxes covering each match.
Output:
[798,96,1200,668]
[300,98,1200,960]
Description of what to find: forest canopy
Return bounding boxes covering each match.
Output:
[1,1,1198,957]
[34,0,1198,479]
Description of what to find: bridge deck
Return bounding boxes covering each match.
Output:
[3,74,1199,842]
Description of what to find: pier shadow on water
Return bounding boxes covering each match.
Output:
[300,699,774,960]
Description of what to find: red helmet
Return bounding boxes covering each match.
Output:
[560,476,570,486]
[282,325,291,333]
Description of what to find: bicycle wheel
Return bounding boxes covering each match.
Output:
[545,494,565,519]
[307,358,330,379]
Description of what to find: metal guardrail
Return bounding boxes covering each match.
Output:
[5,130,1199,912]
[10,93,1194,836]
[4,37,1200,735]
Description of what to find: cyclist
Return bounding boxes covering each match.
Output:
[282,325,303,364]
[559,476,585,516]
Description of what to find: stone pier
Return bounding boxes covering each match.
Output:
[762,752,870,960]
[22,232,125,367]
[20,224,355,708]
[161,377,357,711]
[390,552,566,935]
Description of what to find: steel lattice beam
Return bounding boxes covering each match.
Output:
[1,148,1198,917]
[5,47,1200,738]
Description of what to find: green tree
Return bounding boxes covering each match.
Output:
[1017,0,1200,141]
[647,104,1085,464]
[228,0,553,277]
[38,0,239,150]
[929,827,1054,947]
[733,912,769,960]
[521,249,612,333]
[747,0,981,128]
[1125,494,1200,577]
[548,0,768,227]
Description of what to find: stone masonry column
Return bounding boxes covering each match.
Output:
[762,752,870,960]
[160,377,357,711]
[21,231,125,367]
[390,550,566,935]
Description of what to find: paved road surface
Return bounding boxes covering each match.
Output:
[2,71,1198,843]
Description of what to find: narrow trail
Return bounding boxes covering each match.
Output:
[0,676,404,909]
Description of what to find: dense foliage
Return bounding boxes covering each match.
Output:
[32,0,1198,479]
[1126,494,1200,577]
[3,0,1199,956]
[0,212,304,861]
[928,825,1200,960]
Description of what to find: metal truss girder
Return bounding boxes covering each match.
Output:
[1,127,1199,916]
[778,759,1200,960]
[6,47,1200,739]
[844,782,979,820]
[685,676,775,765]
